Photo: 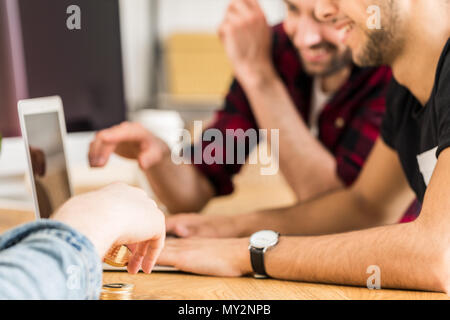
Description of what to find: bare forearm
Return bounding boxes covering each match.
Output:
[145,156,215,213]
[262,222,449,293]
[240,70,342,201]
[235,187,406,237]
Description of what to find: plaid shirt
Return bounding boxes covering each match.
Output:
[192,24,419,222]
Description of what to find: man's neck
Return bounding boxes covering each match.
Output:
[319,66,351,94]
[391,3,450,106]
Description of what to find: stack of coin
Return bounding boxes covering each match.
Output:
[100,283,135,300]
[104,245,131,267]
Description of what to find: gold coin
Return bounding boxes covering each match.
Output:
[100,283,134,300]
[100,293,132,300]
[103,283,134,292]
[104,245,131,267]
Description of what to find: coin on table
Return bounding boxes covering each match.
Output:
[100,283,134,300]
[104,245,132,267]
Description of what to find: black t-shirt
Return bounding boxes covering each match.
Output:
[381,38,450,203]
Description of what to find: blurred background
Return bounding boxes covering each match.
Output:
[0,0,285,136]
[0,0,294,212]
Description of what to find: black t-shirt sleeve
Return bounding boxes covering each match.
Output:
[380,79,402,149]
[435,49,450,157]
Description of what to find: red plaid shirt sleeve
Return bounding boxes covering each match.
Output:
[323,66,392,186]
[190,80,259,196]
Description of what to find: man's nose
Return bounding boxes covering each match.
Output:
[315,0,339,23]
[296,19,323,48]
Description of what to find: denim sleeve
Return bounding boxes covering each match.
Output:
[0,220,102,300]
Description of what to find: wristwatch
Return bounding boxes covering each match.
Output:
[248,230,280,278]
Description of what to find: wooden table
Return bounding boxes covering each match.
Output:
[1,159,449,300]
[102,272,448,300]
[0,207,448,300]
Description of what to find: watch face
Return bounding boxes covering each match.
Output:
[250,230,279,249]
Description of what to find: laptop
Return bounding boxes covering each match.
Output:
[18,96,176,272]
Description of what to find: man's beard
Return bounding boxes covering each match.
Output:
[355,29,393,67]
[300,44,353,77]
[354,1,400,67]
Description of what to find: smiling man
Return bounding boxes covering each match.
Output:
[158,0,450,294]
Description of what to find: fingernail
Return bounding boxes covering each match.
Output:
[178,226,190,238]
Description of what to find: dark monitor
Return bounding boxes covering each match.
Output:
[18,0,126,132]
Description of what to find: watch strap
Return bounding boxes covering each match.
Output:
[250,247,267,277]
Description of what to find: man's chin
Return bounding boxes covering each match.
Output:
[350,51,366,67]
[348,36,386,67]
[351,49,383,68]
[302,63,333,77]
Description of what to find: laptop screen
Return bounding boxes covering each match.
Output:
[24,111,71,218]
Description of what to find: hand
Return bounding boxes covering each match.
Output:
[166,213,241,238]
[89,122,170,171]
[219,0,275,84]
[157,237,252,277]
[52,183,166,274]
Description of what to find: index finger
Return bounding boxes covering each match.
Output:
[96,122,149,144]
[141,235,166,273]
[88,139,116,167]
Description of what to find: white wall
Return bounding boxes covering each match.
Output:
[119,0,154,111]
[158,0,286,36]
[119,0,286,110]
